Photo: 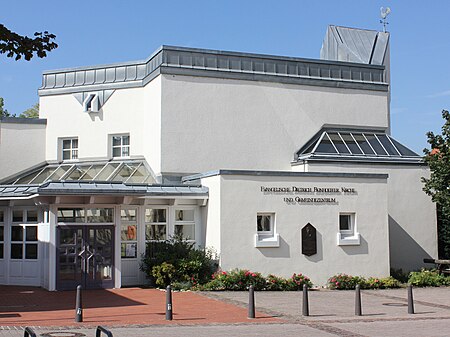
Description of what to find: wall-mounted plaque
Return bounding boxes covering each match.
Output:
[302,223,317,256]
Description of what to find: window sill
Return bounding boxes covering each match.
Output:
[255,233,280,248]
[337,232,360,246]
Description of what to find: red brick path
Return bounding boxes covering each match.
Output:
[0,286,280,327]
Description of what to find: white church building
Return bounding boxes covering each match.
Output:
[0,25,437,290]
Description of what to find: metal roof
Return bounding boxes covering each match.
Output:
[0,181,208,199]
[1,159,155,185]
[39,44,388,97]
[295,128,423,165]
[321,26,389,65]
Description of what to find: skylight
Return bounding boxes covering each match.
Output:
[5,160,154,185]
[296,130,420,161]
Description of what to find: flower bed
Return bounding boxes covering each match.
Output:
[195,269,313,291]
[327,274,401,290]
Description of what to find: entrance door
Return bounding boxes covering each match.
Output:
[57,226,114,290]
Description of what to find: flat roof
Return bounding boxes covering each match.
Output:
[39,45,388,96]
[182,169,388,182]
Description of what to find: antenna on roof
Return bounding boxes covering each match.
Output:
[380,7,391,32]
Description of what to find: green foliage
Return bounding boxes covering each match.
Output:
[152,262,176,287]
[390,268,409,283]
[199,270,313,291]
[408,269,450,287]
[0,24,58,61]
[423,110,450,258]
[328,274,365,290]
[140,235,218,289]
[327,274,401,290]
[0,97,13,117]
[19,103,39,118]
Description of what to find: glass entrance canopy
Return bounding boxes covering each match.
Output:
[5,159,154,185]
[296,129,421,163]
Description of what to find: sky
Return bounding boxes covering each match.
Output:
[1,0,449,154]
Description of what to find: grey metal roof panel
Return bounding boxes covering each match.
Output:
[321,25,389,66]
[0,181,208,199]
[182,169,388,182]
[39,44,388,96]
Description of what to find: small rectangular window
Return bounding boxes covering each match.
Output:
[257,214,273,234]
[58,208,85,223]
[87,208,114,223]
[339,213,354,235]
[13,210,23,223]
[26,210,38,223]
[145,208,167,241]
[111,135,130,158]
[62,138,79,161]
[174,209,195,241]
[0,210,3,222]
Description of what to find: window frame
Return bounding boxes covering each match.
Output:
[60,137,79,162]
[0,209,4,259]
[145,207,168,242]
[10,209,39,260]
[339,213,355,236]
[120,207,138,259]
[256,213,274,236]
[111,134,130,159]
[174,208,196,241]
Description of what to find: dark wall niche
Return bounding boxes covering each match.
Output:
[302,223,317,256]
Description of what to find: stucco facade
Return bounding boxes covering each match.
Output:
[0,25,438,289]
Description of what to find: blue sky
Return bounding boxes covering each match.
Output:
[1,0,449,153]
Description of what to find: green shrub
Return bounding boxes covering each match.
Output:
[152,262,176,287]
[390,268,409,283]
[287,273,313,290]
[200,270,313,291]
[328,274,402,290]
[140,235,218,288]
[327,274,365,290]
[408,269,450,287]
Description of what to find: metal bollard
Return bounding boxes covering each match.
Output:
[96,326,113,337]
[355,284,362,316]
[75,284,83,322]
[302,284,309,316]
[407,284,414,314]
[248,285,255,319]
[166,285,173,320]
[24,327,37,337]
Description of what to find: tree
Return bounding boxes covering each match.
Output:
[0,97,13,117]
[422,109,450,258]
[19,103,39,118]
[0,24,58,61]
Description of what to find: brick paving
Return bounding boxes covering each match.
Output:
[0,286,278,328]
[1,286,450,336]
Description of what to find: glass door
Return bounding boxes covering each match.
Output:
[57,226,114,290]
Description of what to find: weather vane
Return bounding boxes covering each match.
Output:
[380,7,391,32]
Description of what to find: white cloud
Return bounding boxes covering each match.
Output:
[427,90,450,98]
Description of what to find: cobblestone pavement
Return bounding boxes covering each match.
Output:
[1,287,449,336]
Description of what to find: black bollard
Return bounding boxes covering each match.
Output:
[248,285,255,319]
[302,284,309,316]
[355,284,362,316]
[75,285,83,322]
[407,284,414,314]
[166,285,173,320]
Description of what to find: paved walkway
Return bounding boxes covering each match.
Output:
[1,286,450,336]
[0,286,278,327]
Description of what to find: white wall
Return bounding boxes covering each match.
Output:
[39,80,162,172]
[0,121,46,181]
[161,74,389,175]
[202,173,390,286]
[294,162,438,272]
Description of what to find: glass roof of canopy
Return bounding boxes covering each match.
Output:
[296,130,421,162]
[6,160,155,185]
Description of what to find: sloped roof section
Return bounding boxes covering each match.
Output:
[1,159,155,185]
[295,128,423,165]
[321,25,389,66]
